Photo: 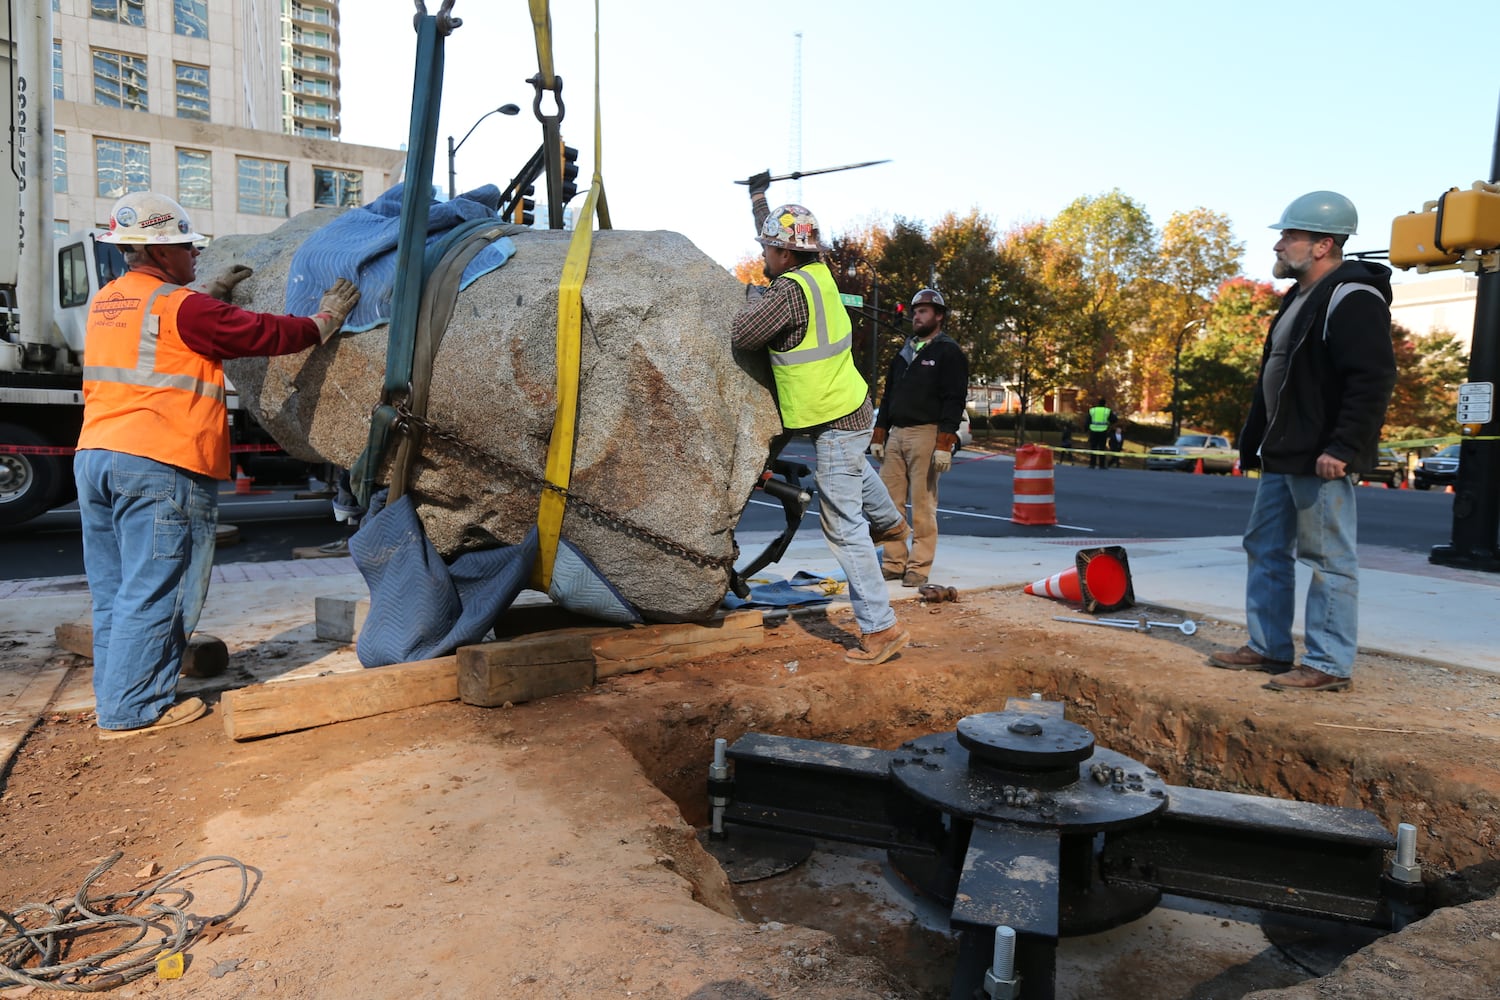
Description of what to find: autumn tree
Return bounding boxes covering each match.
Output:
[1144,208,1244,415]
[731,251,768,287]
[1044,189,1156,409]
[1175,278,1280,436]
[995,223,1090,440]
[1386,325,1468,442]
[929,209,1004,378]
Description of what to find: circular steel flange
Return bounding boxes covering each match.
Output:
[957,711,1095,772]
[891,734,1168,832]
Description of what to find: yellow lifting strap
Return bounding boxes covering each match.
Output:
[531,0,612,591]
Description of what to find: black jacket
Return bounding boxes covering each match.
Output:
[1238,260,1396,476]
[875,332,969,434]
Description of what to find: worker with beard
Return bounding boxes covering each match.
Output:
[1207,191,1396,693]
[869,288,969,588]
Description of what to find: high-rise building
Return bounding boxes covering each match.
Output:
[281,0,339,139]
[40,0,402,240]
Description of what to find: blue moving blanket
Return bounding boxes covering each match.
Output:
[284,183,516,332]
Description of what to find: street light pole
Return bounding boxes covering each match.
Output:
[1171,318,1204,438]
[447,103,520,200]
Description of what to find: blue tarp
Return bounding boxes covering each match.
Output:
[284,183,516,332]
[351,494,641,668]
[722,569,845,611]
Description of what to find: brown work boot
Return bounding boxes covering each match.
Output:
[1207,645,1292,674]
[1263,667,1352,692]
[882,569,904,582]
[97,697,208,741]
[870,519,909,545]
[901,571,927,588]
[845,624,910,665]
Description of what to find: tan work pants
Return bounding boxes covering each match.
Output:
[879,424,940,579]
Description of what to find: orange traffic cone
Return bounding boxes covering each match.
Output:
[1231,458,1241,477]
[1024,546,1135,613]
[1192,457,1205,475]
[234,466,252,495]
[1446,485,1455,493]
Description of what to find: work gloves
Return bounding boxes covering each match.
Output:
[933,432,959,474]
[869,427,887,462]
[203,264,252,303]
[312,278,361,343]
[747,170,772,198]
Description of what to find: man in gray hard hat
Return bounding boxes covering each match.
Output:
[1207,191,1396,693]
[870,287,969,587]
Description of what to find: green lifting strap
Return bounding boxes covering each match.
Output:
[351,10,449,508]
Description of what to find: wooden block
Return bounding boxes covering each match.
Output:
[456,630,607,708]
[222,655,458,741]
[53,622,227,677]
[591,610,764,678]
[54,622,93,658]
[315,595,369,643]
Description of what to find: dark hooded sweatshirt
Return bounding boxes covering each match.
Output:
[1238,259,1396,476]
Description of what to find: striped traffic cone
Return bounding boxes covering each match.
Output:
[1012,444,1057,526]
[1024,546,1134,613]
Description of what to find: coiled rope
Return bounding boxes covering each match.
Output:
[0,852,256,992]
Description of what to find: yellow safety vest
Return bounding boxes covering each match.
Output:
[771,263,867,429]
[1088,405,1111,433]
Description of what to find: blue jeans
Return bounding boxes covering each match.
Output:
[74,450,218,729]
[1242,472,1358,678]
[811,426,899,635]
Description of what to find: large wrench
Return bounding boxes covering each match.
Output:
[1054,615,1198,636]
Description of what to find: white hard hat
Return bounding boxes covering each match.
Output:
[757,203,829,252]
[99,191,205,245]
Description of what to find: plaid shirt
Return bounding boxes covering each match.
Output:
[731,275,872,432]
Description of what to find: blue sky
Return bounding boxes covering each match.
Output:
[341,1,1500,289]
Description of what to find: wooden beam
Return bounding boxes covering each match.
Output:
[457,630,605,708]
[221,656,458,741]
[592,610,764,678]
[54,622,228,677]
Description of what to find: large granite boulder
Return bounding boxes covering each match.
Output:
[200,211,783,622]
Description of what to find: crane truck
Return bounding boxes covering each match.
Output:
[1,5,298,529]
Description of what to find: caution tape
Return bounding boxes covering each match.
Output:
[0,442,291,456]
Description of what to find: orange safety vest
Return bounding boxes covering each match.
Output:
[77,271,230,479]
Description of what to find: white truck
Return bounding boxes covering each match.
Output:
[1,5,297,528]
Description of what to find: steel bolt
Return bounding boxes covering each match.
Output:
[1391,822,1421,883]
[983,925,1021,998]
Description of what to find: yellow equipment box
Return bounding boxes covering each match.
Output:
[1436,185,1500,251]
[1390,209,1461,268]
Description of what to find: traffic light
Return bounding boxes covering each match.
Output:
[513,184,536,227]
[560,143,580,204]
[893,302,906,323]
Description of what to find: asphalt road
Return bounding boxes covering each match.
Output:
[739,443,1455,555]
[0,446,1460,581]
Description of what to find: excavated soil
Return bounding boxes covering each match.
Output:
[2,589,1499,999]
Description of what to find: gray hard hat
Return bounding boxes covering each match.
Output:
[1269,190,1358,236]
[911,287,947,312]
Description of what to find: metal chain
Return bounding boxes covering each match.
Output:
[392,402,734,572]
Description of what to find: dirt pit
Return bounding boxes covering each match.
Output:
[3,588,1500,999]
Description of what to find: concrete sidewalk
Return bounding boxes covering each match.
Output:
[3,532,1496,766]
[733,531,1500,674]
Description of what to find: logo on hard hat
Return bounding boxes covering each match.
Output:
[137,212,177,231]
[114,206,137,228]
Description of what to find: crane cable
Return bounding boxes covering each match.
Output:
[530,0,611,591]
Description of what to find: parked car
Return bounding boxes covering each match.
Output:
[1144,434,1237,473]
[1414,443,1460,490]
[1359,448,1406,488]
[869,410,973,454]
